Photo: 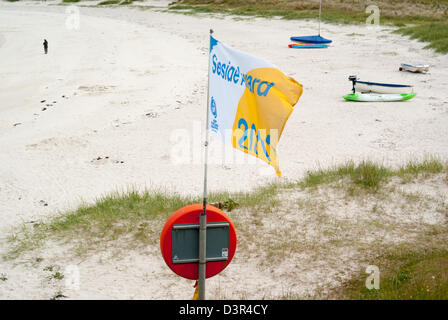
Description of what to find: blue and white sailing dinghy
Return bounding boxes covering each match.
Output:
[348,75,414,94]
[290,35,332,44]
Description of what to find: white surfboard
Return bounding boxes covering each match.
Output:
[343,93,417,102]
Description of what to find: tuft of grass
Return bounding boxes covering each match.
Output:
[97,0,121,5]
[50,291,67,300]
[300,160,392,191]
[43,266,54,272]
[301,158,446,191]
[351,162,391,191]
[347,33,365,37]
[62,0,81,3]
[399,157,445,176]
[396,23,448,54]
[52,272,64,280]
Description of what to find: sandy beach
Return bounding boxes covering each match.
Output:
[0,1,447,299]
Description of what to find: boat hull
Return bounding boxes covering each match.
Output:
[343,93,417,102]
[400,63,429,73]
[288,44,328,49]
[354,81,413,94]
[290,35,332,44]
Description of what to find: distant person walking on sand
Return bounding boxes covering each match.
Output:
[43,39,48,54]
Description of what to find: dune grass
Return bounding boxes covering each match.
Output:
[168,3,367,23]
[168,0,448,54]
[396,23,448,54]
[4,157,447,261]
[341,248,448,300]
[300,158,445,191]
[169,0,448,23]
[97,0,120,5]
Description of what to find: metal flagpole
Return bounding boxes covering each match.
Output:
[198,28,213,300]
[318,0,322,36]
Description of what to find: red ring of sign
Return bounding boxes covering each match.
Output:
[160,204,237,280]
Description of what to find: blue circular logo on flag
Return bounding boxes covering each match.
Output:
[211,97,217,118]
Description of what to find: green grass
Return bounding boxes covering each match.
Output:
[4,158,447,260]
[168,4,367,23]
[170,0,448,24]
[396,23,448,54]
[301,157,446,191]
[398,158,445,176]
[4,183,282,259]
[300,160,393,191]
[97,0,121,5]
[61,0,81,3]
[169,0,448,54]
[345,249,448,300]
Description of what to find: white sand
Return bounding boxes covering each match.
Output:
[0,1,447,299]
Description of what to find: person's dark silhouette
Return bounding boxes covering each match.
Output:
[43,39,48,54]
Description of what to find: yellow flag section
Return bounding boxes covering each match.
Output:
[232,68,302,176]
[208,36,302,177]
[192,284,199,300]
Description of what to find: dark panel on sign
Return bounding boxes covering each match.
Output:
[172,222,230,264]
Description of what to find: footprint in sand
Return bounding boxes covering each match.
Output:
[90,156,125,165]
[145,112,159,118]
[39,200,48,207]
[26,137,88,151]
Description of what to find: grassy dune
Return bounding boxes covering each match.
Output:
[6,158,445,259]
[171,0,448,22]
[396,23,448,54]
[169,0,448,53]
[4,158,448,299]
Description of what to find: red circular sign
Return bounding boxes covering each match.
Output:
[160,204,237,280]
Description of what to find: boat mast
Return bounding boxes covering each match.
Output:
[318,0,322,35]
